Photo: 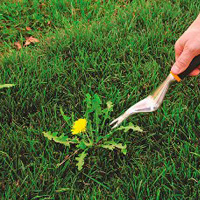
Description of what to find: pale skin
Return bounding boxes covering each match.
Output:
[171,14,200,76]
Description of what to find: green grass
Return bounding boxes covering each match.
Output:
[1,0,200,199]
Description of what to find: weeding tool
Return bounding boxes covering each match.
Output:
[110,55,200,129]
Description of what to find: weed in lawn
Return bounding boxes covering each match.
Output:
[42,94,132,171]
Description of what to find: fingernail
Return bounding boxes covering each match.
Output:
[171,65,180,74]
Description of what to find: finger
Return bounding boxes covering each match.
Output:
[189,68,200,76]
[175,40,183,61]
[171,49,196,74]
[189,65,200,76]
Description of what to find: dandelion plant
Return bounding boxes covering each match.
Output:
[42,93,131,171]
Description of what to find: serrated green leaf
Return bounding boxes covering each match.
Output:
[121,148,127,155]
[43,131,57,140]
[84,93,93,118]
[42,131,77,146]
[92,94,102,112]
[71,138,79,143]
[93,94,102,105]
[84,93,92,104]
[77,140,87,150]
[84,93,92,109]
[118,122,143,133]
[75,151,88,171]
[101,144,115,150]
[60,107,70,123]
[87,108,94,113]
[91,94,102,127]
[101,141,127,154]
[0,84,15,89]
[52,132,58,137]
[53,135,70,146]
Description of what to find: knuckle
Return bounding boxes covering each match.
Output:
[188,47,196,54]
[177,58,187,68]
[186,44,198,54]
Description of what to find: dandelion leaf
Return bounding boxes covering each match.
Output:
[118,122,143,133]
[92,94,102,124]
[121,148,127,155]
[60,107,70,123]
[43,131,72,146]
[77,140,87,150]
[93,94,102,104]
[101,141,127,155]
[84,93,92,110]
[84,93,93,117]
[84,93,92,104]
[75,151,88,171]
[92,94,102,111]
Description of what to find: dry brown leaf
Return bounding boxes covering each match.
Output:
[28,36,39,43]
[14,41,22,50]
[39,3,45,9]
[26,27,32,31]
[24,36,39,46]
[16,27,21,31]
[24,40,31,46]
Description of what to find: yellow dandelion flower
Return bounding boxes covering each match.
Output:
[71,118,87,135]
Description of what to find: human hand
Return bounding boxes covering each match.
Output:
[171,14,200,76]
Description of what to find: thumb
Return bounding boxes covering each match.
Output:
[171,50,195,74]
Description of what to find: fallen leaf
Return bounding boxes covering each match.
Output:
[26,27,32,31]
[24,36,39,46]
[16,27,21,31]
[39,3,45,9]
[14,41,22,50]
[24,40,31,46]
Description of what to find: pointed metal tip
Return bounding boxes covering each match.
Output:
[110,114,127,129]
[109,119,117,126]
[110,119,119,129]
[111,122,120,129]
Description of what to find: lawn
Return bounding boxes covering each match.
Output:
[0,0,200,199]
